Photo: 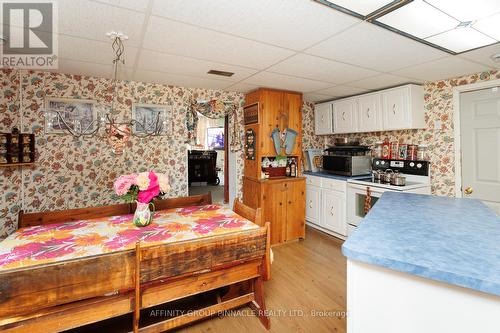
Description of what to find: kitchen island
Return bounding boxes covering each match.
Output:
[342,192,500,333]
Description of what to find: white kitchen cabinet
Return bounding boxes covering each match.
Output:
[306,185,321,225]
[321,188,346,236]
[333,99,357,134]
[313,84,424,135]
[314,102,333,135]
[382,85,425,130]
[357,93,382,132]
[305,175,348,238]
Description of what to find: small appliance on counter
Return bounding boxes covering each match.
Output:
[322,145,371,176]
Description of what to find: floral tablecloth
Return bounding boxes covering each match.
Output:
[0,204,258,271]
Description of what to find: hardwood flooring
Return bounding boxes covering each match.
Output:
[68,226,347,333]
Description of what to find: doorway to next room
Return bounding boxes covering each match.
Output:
[188,113,228,204]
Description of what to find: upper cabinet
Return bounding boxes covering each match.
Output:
[314,102,333,135]
[382,85,425,130]
[357,93,382,132]
[333,99,357,134]
[313,84,425,135]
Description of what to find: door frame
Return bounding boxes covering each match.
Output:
[452,78,500,198]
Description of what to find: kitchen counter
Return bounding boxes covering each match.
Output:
[343,191,500,296]
[303,170,370,181]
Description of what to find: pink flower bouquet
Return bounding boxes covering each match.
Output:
[114,171,171,204]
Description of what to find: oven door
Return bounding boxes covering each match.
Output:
[347,183,386,228]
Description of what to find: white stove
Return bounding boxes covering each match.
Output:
[346,158,431,235]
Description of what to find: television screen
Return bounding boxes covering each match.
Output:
[207,127,224,150]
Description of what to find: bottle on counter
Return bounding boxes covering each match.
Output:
[290,158,297,177]
[382,140,391,159]
[285,159,291,177]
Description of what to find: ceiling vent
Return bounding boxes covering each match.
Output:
[207,69,234,77]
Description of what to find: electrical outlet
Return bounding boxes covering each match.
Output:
[434,120,442,131]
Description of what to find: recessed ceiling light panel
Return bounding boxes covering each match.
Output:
[425,0,500,21]
[425,27,496,53]
[377,0,459,39]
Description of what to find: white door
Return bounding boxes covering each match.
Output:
[321,189,346,236]
[306,185,321,224]
[333,99,357,133]
[314,102,333,135]
[382,87,409,130]
[357,93,382,132]
[460,86,500,214]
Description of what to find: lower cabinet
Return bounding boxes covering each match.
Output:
[321,189,346,236]
[305,175,347,238]
[243,176,306,245]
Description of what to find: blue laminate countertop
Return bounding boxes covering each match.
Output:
[303,171,370,181]
[342,192,500,296]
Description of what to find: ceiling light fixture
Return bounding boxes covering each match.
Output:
[43,31,173,142]
[315,0,500,54]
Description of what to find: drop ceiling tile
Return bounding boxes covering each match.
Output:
[391,56,490,82]
[224,82,259,94]
[52,59,115,79]
[303,93,336,102]
[133,70,230,90]
[58,0,146,47]
[58,35,139,66]
[314,85,370,97]
[142,16,294,70]
[89,0,150,12]
[151,0,359,50]
[242,72,333,93]
[267,54,379,84]
[347,73,422,90]
[305,22,449,72]
[136,50,257,82]
[458,43,500,69]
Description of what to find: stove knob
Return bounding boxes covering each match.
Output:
[375,161,380,165]
[381,161,386,165]
[417,163,422,169]
[409,162,415,167]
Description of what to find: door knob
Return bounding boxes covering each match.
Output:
[464,187,473,195]
[330,206,334,216]
[309,200,313,208]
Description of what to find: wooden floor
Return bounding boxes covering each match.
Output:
[68,226,347,333]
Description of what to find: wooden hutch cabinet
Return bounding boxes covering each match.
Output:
[242,88,306,245]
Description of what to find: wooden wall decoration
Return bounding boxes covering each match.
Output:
[245,128,256,160]
[0,128,35,166]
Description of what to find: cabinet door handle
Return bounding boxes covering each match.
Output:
[330,206,334,216]
[392,103,396,115]
[309,200,313,208]
[342,111,346,121]
[366,108,370,118]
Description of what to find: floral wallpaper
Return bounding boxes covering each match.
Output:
[0,69,246,238]
[324,70,500,197]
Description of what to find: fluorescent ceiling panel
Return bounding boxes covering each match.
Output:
[425,0,500,21]
[473,13,500,41]
[377,0,459,39]
[425,27,497,53]
[322,0,394,16]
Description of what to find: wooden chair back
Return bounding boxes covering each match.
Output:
[130,192,213,212]
[18,203,131,229]
[233,199,262,226]
[17,192,213,229]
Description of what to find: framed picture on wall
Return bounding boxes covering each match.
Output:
[45,98,97,134]
[132,104,172,135]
